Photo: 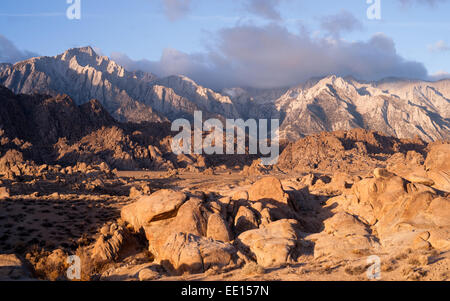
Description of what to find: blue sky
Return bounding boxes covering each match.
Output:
[0,0,449,89]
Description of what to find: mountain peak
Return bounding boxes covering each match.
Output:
[60,46,100,64]
[65,46,97,57]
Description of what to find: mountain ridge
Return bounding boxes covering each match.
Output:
[0,47,449,142]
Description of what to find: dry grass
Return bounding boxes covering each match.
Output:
[241,262,265,276]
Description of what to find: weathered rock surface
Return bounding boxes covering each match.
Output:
[207,213,233,242]
[92,224,129,262]
[248,177,290,204]
[121,189,187,231]
[157,232,236,275]
[234,206,259,235]
[424,143,450,192]
[309,212,379,259]
[326,168,450,253]
[237,219,300,268]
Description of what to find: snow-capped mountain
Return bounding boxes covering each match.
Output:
[0,47,449,142]
[0,47,239,123]
[274,76,450,141]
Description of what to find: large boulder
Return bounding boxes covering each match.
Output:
[157,232,236,275]
[246,177,297,222]
[207,213,233,242]
[425,143,450,172]
[351,169,408,224]
[331,168,450,251]
[248,177,289,204]
[234,206,259,235]
[237,219,299,268]
[424,143,450,192]
[309,212,379,259]
[121,189,187,231]
[144,197,212,258]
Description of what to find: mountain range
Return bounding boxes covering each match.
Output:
[0,46,449,142]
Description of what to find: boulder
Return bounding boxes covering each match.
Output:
[144,198,211,259]
[0,254,31,280]
[207,213,232,242]
[234,206,259,235]
[138,268,160,281]
[237,219,299,268]
[310,212,379,259]
[232,190,249,201]
[406,174,435,187]
[157,232,236,275]
[352,172,408,223]
[334,167,450,251]
[92,225,127,262]
[172,198,209,237]
[424,143,450,192]
[373,168,394,179]
[121,189,187,231]
[0,186,10,199]
[248,177,289,204]
[129,186,142,199]
[425,143,450,172]
[246,177,297,222]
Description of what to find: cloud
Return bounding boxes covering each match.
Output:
[244,0,284,21]
[428,40,450,52]
[429,70,450,80]
[319,10,364,38]
[0,35,39,63]
[111,48,211,80]
[112,23,428,90]
[162,0,192,21]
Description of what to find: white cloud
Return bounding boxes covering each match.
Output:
[429,70,450,80]
[428,40,450,52]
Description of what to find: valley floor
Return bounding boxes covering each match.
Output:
[1,164,449,281]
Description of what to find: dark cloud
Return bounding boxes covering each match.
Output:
[162,0,192,21]
[112,23,428,90]
[0,35,38,63]
[319,10,364,38]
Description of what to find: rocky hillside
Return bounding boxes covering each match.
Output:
[0,86,175,170]
[276,128,428,174]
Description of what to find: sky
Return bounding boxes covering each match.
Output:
[0,0,449,89]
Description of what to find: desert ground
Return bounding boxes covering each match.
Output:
[0,131,449,281]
